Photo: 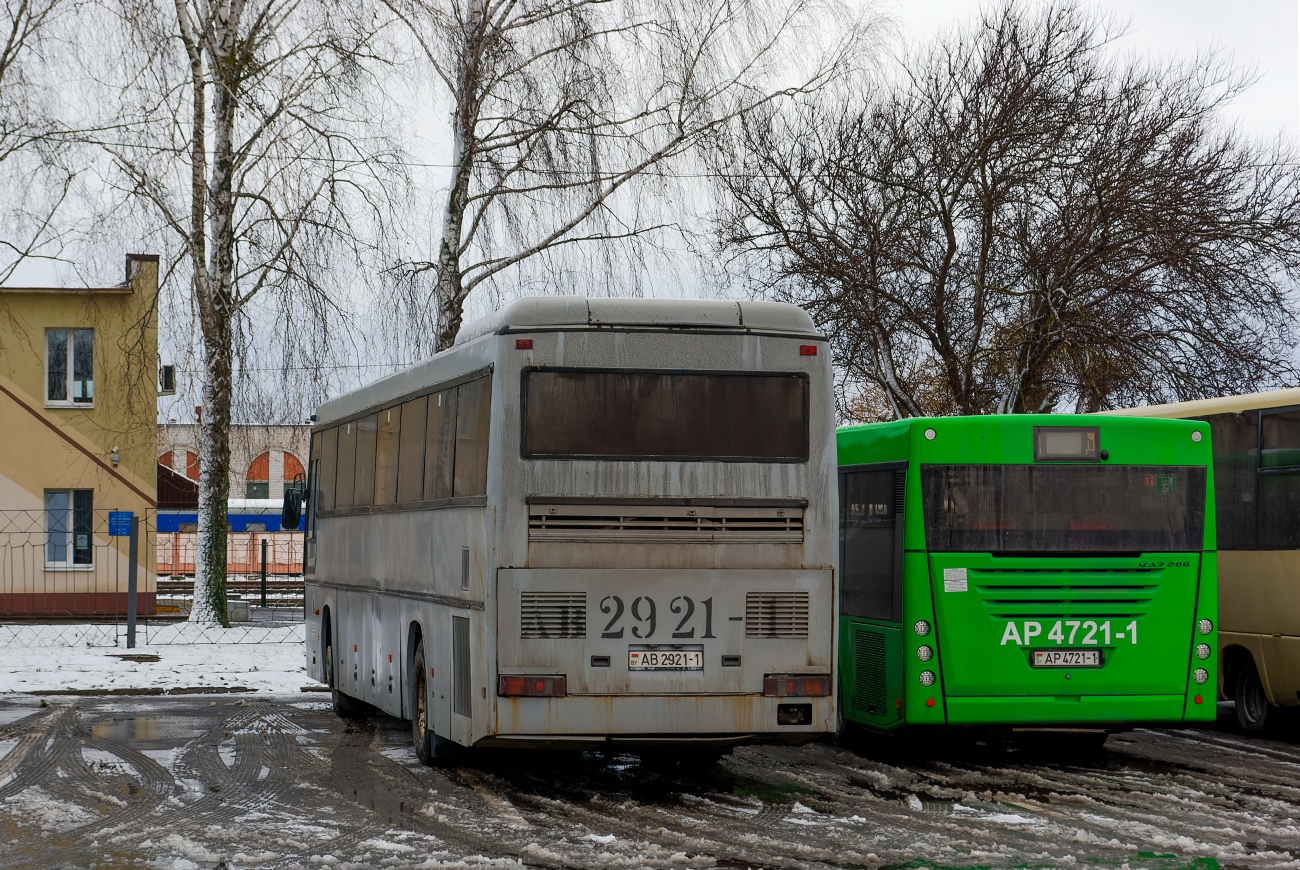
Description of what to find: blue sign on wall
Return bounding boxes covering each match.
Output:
[108,511,134,537]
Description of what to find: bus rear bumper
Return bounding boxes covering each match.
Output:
[490,694,835,745]
[944,693,1211,725]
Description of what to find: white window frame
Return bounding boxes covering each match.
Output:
[44,328,94,408]
[44,488,94,570]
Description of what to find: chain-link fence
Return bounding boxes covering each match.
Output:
[0,620,303,648]
[0,508,304,647]
[0,508,143,618]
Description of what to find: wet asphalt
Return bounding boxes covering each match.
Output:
[0,694,1297,869]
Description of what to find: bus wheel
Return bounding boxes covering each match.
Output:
[1234,659,1272,733]
[412,643,434,766]
[325,640,363,718]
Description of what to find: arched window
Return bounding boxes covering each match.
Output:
[283,453,305,492]
[160,450,201,481]
[246,452,270,499]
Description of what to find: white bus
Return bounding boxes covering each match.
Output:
[299,297,837,760]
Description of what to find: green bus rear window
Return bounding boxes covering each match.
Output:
[921,465,1206,553]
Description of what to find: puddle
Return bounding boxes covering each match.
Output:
[90,716,204,744]
[730,776,821,803]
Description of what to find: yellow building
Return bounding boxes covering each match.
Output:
[0,254,158,616]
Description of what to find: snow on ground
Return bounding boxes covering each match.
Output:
[0,622,312,694]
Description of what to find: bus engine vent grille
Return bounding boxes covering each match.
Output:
[852,625,888,715]
[520,592,587,639]
[452,615,471,718]
[745,592,809,638]
[529,503,803,544]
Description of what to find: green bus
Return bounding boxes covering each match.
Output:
[837,415,1217,734]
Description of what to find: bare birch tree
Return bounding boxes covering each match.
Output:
[383,0,864,352]
[0,0,76,283]
[101,0,405,624]
[720,1,1300,418]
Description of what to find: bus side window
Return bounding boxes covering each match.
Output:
[454,376,492,497]
[397,396,427,504]
[319,427,338,512]
[1259,409,1300,549]
[306,430,322,573]
[1199,411,1257,550]
[336,422,358,509]
[840,468,902,621]
[425,388,458,500]
[354,413,378,507]
[374,406,401,505]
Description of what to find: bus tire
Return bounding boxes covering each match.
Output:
[324,638,363,719]
[1233,658,1272,733]
[412,643,435,766]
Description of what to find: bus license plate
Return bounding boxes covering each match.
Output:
[1033,649,1102,668]
[629,646,703,671]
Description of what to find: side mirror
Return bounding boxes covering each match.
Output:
[281,485,303,530]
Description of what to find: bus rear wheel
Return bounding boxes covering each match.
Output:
[1234,658,1272,733]
[412,643,434,766]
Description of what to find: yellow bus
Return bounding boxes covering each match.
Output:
[1107,388,1300,731]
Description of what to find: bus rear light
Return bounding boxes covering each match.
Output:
[1194,695,1203,705]
[1198,619,1213,635]
[515,339,533,349]
[916,645,933,662]
[919,671,936,687]
[498,675,567,697]
[763,674,831,697]
[926,698,935,708]
[914,620,931,637]
[1195,643,1211,660]
[1193,668,1208,685]
[799,345,817,356]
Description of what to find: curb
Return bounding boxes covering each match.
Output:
[32,686,258,696]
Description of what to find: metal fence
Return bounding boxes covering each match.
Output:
[0,509,303,644]
[0,619,303,648]
[0,509,143,617]
[157,531,303,576]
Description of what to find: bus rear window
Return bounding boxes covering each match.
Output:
[921,465,1206,553]
[522,368,808,461]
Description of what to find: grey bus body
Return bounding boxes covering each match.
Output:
[303,297,837,749]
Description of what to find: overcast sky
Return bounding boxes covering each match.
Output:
[882,0,1300,140]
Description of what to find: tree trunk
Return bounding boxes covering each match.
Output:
[190,6,241,625]
[433,1,484,353]
[433,93,476,352]
[191,325,232,626]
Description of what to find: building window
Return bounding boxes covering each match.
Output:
[46,329,94,406]
[46,489,93,566]
[283,452,305,494]
[246,452,270,499]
